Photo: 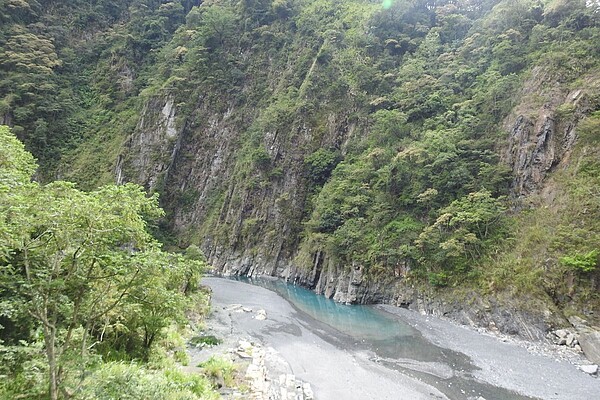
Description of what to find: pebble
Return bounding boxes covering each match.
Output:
[255,309,267,320]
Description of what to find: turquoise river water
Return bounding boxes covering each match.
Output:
[233,276,537,400]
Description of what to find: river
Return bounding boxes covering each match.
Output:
[202,277,600,400]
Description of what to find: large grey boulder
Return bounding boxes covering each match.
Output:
[579,330,600,365]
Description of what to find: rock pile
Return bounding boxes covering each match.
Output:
[547,316,600,377]
[237,339,314,400]
[550,328,582,352]
[277,374,314,400]
[189,302,315,399]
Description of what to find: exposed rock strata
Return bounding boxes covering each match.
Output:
[117,80,595,309]
[504,74,594,198]
[116,96,182,191]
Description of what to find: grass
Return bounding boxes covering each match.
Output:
[198,356,237,388]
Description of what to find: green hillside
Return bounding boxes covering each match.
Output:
[1,0,600,396]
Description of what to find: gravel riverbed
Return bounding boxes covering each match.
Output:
[195,278,600,400]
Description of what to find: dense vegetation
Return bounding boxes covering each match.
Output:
[1,2,600,393]
[0,125,219,398]
[110,0,599,305]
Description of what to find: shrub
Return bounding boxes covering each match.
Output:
[560,250,598,273]
[304,148,339,185]
[198,357,236,388]
[78,362,218,400]
[428,272,449,287]
[190,335,222,348]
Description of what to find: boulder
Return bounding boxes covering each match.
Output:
[579,330,600,365]
[580,364,598,375]
[554,329,569,339]
[236,350,252,359]
[254,309,267,320]
[238,339,253,351]
[303,383,314,400]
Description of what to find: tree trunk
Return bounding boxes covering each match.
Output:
[44,324,59,400]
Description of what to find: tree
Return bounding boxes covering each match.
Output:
[107,250,205,360]
[304,148,340,185]
[7,182,162,399]
[417,190,506,273]
[0,126,203,399]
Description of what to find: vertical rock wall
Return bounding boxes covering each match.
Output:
[504,72,593,198]
[116,96,182,192]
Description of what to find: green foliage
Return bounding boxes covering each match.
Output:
[578,111,600,144]
[198,356,237,388]
[77,362,218,400]
[0,0,197,175]
[417,190,506,273]
[369,109,409,145]
[478,112,600,305]
[101,251,206,360]
[1,0,599,325]
[560,250,598,273]
[250,147,272,169]
[0,125,36,185]
[304,148,340,185]
[0,339,46,399]
[428,272,450,288]
[190,335,222,348]
[0,0,594,396]
[0,127,211,399]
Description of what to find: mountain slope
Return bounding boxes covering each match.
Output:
[2,0,600,337]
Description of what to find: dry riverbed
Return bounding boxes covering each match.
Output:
[190,278,600,400]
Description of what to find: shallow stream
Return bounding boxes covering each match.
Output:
[234,276,536,400]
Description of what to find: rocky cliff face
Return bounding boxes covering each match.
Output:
[116,97,182,191]
[117,89,362,291]
[115,69,600,344]
[504,68,597,198]
[118,74,594,284]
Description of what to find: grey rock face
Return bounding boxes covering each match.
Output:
[504,86,592,197]
[569,315,590,331]
[506,114,554,196]
[116,66,599,363]
[116,96,181,191]
[579,331,600,365]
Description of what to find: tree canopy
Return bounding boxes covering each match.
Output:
[0,125,211,399]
